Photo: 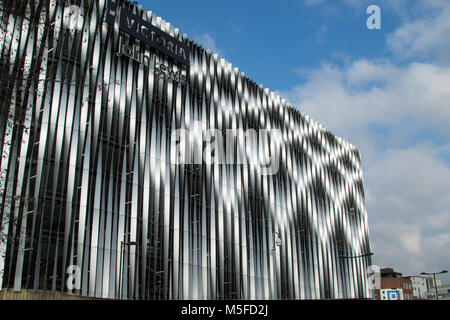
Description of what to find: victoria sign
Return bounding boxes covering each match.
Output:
[105,0,190,67]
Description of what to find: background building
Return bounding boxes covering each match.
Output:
[374,268,415,300]
[0,0,371,299]
[405,276,429,300]
[426,276,442,289]
[426,284,450,300]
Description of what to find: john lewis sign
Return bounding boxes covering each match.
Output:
[116,36,188,86]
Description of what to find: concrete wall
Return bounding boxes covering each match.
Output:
[0,289,96,300]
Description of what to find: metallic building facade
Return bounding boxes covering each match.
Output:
[0,0,372,299]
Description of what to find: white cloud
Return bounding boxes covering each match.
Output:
[424,211,450,234]
[365,144,450,276]
[366,144,450,221]
[387,0,450,64]
[192,33,224,57]
[281,60,450,140]
[400,232,421,256]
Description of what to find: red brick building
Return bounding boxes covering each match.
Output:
[374,268,416,300]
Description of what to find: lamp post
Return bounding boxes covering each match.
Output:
[339,252,374,259]
[119,241,137,299]
[421,270,448,300]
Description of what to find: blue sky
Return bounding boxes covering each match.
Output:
[143,0,401,90]
[142,0,450,285]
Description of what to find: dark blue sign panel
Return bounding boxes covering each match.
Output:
[105,0,190,66]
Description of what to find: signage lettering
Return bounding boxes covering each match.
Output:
[116,36,187,86]
[116,36,152,67]
[106,0,190,66]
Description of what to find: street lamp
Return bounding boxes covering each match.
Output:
[339,252,374,259]
[421,270,448,300]
[119,241,137,299]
